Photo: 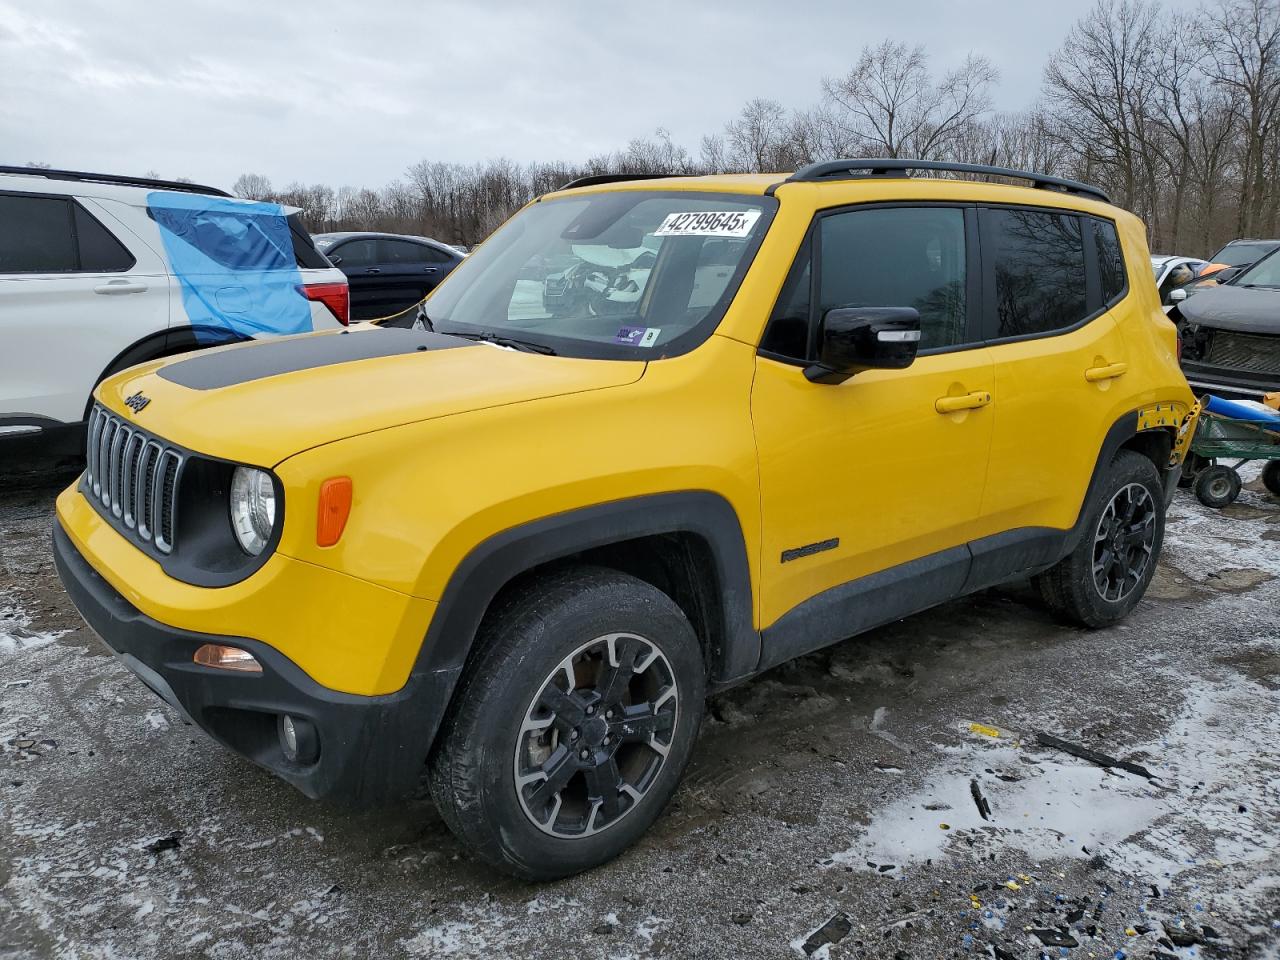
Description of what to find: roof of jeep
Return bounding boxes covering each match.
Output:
[542,172,1120,214]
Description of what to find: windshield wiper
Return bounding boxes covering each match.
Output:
[449,331,557,355]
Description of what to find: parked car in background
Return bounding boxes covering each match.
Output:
[1151,254,1207,310]
[1174,246,1280,397]
[1202,238,1280,286]
[0,166,347,446]
[314,232,464,321]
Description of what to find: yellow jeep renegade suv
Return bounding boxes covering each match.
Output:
[54,159,1194,879]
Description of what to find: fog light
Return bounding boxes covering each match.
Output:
[193,644,261,673]
[278,714,319,764]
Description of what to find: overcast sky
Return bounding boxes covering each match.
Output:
[3,0,1199,192]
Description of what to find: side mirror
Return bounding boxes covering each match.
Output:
[328,255,343,266]
[1169,288,1188,303]
[804,307,922,385]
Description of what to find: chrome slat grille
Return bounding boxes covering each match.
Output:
[82,404,183,555]
[1206,330,1280,374]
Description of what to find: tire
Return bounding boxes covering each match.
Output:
[1037,450,1166,628]
[1262,461,1280,499]
[1194,464,1241,508]
[427,566,706,880]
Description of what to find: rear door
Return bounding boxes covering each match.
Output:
[0,192,167,428]
[378,238,444,314]
[977,206,1132,541]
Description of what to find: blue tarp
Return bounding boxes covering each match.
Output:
[147,191,312,344]
[1205,394,1280,432]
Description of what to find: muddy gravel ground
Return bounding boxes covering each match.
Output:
[2,444,1279,960]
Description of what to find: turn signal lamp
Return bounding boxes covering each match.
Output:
[316,477,353,547]
[193,644,262,673]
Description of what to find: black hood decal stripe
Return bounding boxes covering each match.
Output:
[157,329,477,391]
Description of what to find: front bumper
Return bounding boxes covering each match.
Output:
[53,520,459,805]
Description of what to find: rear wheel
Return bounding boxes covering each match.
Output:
[1261,461,1280,499]
[427,566,705,880]
[1035,450,1165,628]
[1194,464,1241,508]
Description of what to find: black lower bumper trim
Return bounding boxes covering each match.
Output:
[52,519,456,806]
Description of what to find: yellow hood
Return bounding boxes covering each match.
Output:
[96,327,645,466]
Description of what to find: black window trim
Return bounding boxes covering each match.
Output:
[0,189,137,275]
[758,199,986,366]
[976,203,1127,348]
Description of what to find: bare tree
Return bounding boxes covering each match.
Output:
[1203,0,1280,236]
[232,173,274,201]
[822,41,998,159]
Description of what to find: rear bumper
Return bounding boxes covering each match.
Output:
[53,519,458,805]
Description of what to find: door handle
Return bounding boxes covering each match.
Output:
[935,391,992,414]
[94,280,147,295]
[424,267,439,273]
[365,267,381,274]
[1084,362,1128,382]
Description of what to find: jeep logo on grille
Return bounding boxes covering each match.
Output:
[124,391,151,414]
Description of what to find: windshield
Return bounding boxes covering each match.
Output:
[422,190,775,358]
[1211,241,1279,267]
[1233,247,1280,288]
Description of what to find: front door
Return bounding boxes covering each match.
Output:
[977,207,1133,539]
[328,238,381,321]
[751,204,994,664]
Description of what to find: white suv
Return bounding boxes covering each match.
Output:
[0,167,348,443]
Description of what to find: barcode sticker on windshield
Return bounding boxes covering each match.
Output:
[654,210,761,238]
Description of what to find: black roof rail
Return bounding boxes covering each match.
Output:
[0,165,230,198]
[558,173,689,191]
[783,159,1110,204]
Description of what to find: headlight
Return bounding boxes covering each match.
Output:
[229,466,276,556]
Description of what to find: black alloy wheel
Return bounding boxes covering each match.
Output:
[1092,481,1158,603]
[515,632,678,838]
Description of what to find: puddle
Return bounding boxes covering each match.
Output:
[826,674,1280,911]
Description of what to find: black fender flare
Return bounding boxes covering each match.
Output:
[1064,408,1175,552]
[409,490,760,712]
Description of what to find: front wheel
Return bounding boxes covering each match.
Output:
[1033,450,1165,628]
[427,567,705,880]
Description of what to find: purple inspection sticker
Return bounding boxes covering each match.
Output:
[614,326,661,347]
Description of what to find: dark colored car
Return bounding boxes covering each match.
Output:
[1202,238,1280,286]
[1175,246,1280,397]
[314,232,464,321]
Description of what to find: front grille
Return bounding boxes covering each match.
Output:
[84,405,183,554]
[1205,329,1280,373]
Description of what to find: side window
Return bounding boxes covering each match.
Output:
[420,244,453,264]
[329,239,377,267]
[1092,218,1126,305]
[0,194,77,274]
[380,239,431,264]
[985,208,1089,338]
[761,207,969,360]
[74,202,135,272]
